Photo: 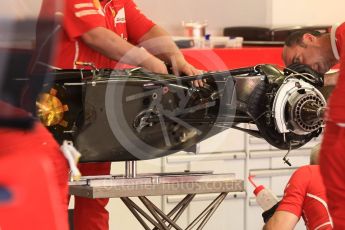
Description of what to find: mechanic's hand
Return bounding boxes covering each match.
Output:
[262,202,280,223]
[140,55,169,74]
[172,58,205,87]
[284,63,324,87]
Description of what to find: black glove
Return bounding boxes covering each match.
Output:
[262,202,280,223]
[284,63,324,87]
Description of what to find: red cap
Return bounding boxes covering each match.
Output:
[253,185,265,196]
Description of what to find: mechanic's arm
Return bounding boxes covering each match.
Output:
[81,26,168,74]
[138,25,186,68]
[138,25,204,86]
[263,211,299,230]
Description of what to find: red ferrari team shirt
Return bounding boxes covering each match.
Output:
[54,0,155,69]
[277,165,332,230]
[327,22,345,123]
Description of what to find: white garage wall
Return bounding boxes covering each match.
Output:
[270,0,345,27]
[136,0,345,35]
[135,0,272,36]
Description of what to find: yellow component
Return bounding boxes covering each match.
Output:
[36,90,68,127]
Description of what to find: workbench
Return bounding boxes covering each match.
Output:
[69,171,244,230]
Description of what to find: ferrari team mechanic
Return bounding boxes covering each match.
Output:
[263,165,332,230]
[282,23,345,229]
[37,0,203,229]
[51,0,203,78]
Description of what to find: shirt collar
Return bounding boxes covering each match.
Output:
[331,23,340,60]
